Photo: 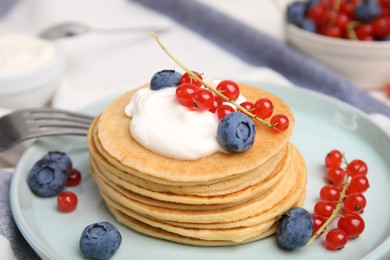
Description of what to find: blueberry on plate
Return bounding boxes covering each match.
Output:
[150,69,182,90]
[277,207,313,250]
[80,222,122,260]
[27,158,68,197]
[42,151,72,171]
[217,112,256,153]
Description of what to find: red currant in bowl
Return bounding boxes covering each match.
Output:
[286,0,390,90]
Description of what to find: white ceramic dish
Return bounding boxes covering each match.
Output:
[10,84,390,260]
[0,34,64,109]
[286,24,390,90]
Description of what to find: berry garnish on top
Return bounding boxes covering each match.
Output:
[150,69,182,90]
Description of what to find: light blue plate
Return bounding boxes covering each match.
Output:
[10,84,390,260]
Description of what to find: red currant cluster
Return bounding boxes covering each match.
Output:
[307,0,390,40]
[174,71,289,132]
[307,149,369,250]
[57,168,81,213]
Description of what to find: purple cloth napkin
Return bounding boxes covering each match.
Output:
[134,0,390,118]
[0,170,40,260]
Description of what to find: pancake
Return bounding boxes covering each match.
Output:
[87,83,307,246]
[95,84,295,183]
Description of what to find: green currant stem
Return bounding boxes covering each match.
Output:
[305,175,349,247]
[151,32,273,128]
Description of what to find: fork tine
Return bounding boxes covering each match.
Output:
[0,108,95,152]
[23,108,94,124]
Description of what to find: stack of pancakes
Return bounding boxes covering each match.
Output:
[88,83,307,246]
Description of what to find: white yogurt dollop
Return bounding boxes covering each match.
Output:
[125,87,225,160]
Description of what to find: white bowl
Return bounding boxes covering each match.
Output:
[286,24,390,90]
[0,34,64,109]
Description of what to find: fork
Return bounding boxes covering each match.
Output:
[0,108,95,152]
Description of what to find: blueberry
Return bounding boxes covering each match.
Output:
[286,2,308,27]
[307,0,319,7]
[277,207,313,250]
[300,18,316,33]
[42,151,72,171]
[150,69,182,90]
[217,112,256,153]
[27,159,68,197]
[355,0,381,22]
[80,222,122,260]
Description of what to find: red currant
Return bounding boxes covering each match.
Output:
[57,191,78,213]
[346,159,368,177]
[67,168,81,187]
[325,149,343,169]
[209,96,222,113]
[175,83,198,108]
[270,114,289,132]
[386,82,390,98]
[325,229,348,250]
[239,101,256,114]
[216,80,240,101]
[312,214,327,236]
[371,17,390,38]
[192,89,214,111]
[356,24,374,41]
[326,167,346,186]
[347,174,369,194]
[338,213,365,239]
[320,184,341,202]
[215,105,235,120]
[254,98,274,119]
[314,200,336,218]
[323,26,342,38]
[180,71,203,88]
[344,193,367,214]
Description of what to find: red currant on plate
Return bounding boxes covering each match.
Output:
[67,168,81,187]
[312,214,326,236]
[57,191,78,213]
[314,200,336,218]
[338,213,365,239]
[325,229,348,250]
[346,159,368,177]
[344,193,367,214]
[347,174,370,194]
[326,166,346,186]
[325,149,343,169]
[320,184,341,202]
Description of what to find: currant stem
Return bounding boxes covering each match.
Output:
[150,32,273,128]
[328,0,341,28]
[305,175,349,247]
